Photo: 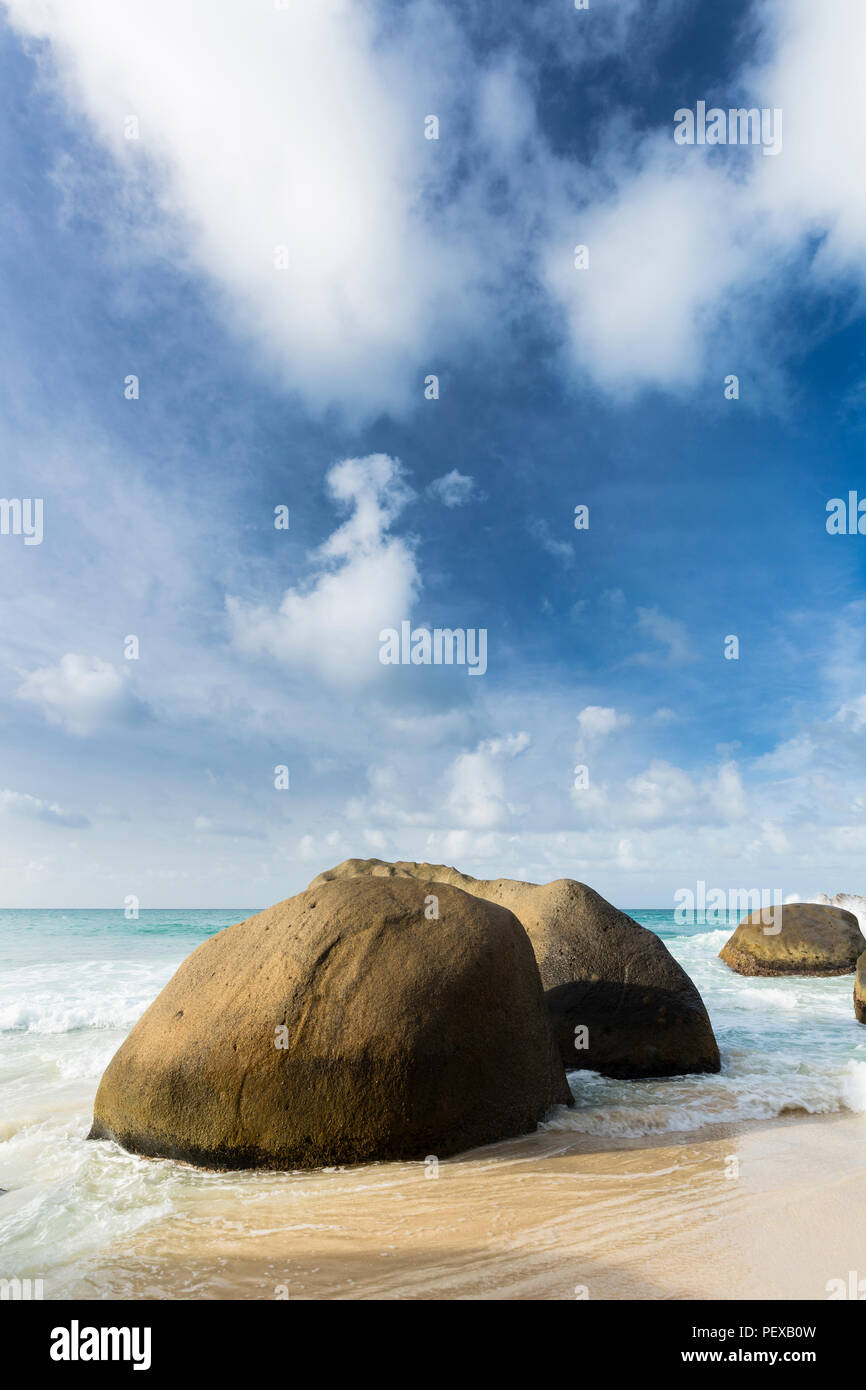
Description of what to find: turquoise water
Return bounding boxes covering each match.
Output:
[1,906,865,1292]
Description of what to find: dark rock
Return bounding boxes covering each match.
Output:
[855,952,866,1024]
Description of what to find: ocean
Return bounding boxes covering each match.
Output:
[2,907,865,1299]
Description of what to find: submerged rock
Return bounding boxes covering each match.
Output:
[309,860,721,1080]
[856,953,866,1025]
[89,876,570,1169]
[719,902,866,977]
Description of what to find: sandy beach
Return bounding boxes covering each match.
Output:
[53,1110,864,1301]
[4,908,865,1303]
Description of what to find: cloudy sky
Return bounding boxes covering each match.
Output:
[1,0,866,907]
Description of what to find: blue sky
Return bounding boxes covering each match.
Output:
[1,0,866,907]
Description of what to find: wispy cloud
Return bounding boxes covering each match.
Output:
[16,654,147,736]
[11,0,863,413]
[426,470,476,508]
[227,454,419,687]
[633,608,692,665]
[0,787,89,829]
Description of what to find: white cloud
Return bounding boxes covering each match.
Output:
[0,788,89,829]
[16,653,144,736]
[9,0,866,410]
[545,151,756,395]
[444,732,530,829]
[709,760,747,822]
[346,764,432,829]
[297,829,347,863]
[583,757,749,830]
[297,834,317,862]
[633,608,691,664]
[576,705,631,745]
[616,837,645,872]
[483,733,531,758]
[2,0,489,418]
[529,518,574,568]
[543,0,866,394]
[833,695,866,731]
[760,820,791,855]
[426,470,476,508]
[227,453,419,687]
[342,734,531,837]
[627,759,697,825]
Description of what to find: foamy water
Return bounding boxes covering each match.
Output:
[1,906,865,1295]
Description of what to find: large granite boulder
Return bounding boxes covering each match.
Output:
[855,953,866,1024]
[308,860,721,1080]
[89,876,570,1169]
[719,902,866,976]
[812,893,866,935]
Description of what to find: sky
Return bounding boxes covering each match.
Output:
[1,0,866,908]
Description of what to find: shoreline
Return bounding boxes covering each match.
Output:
[4,908,864,1303]
[63,1108,866,1301]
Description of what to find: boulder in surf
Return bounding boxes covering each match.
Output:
[89,876,570,1169]
[719,901,866,977]
[308,859,721,1080]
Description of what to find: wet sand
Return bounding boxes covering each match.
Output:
[69,1109,866,1300]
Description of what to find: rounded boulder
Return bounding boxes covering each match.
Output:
[719,901,866,977]
[308,859,721,1080]
[89,877,570,1169]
